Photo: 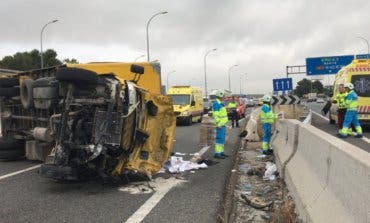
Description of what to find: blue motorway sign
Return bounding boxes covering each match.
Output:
[306,54,370,75]
[273,78,293,91]
[306,55,353,75]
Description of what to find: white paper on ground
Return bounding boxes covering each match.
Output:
[263,162,277,181]
[167,156,208,173]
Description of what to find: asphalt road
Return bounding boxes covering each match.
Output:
[0,123,240,223]
[305,101,370,152]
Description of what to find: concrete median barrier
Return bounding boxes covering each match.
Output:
[272,119,370,223]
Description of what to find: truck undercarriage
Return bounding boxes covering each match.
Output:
[0,65,176,181]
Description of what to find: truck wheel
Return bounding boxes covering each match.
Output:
[56,67,98,84]
[0,77,19,87]
[187,116,193,126]
[198,113,203,123]
[20,79,34,109]
[0,87,19,97]
[0,138,25,160]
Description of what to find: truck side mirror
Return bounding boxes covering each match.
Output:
[191,101,195,106]
[131,64,144,74]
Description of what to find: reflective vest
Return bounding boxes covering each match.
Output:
[336,92,347,109]
[345,90,358,111]
[228,102,237,110]
[260,104,277,124]
[212,99,228,127]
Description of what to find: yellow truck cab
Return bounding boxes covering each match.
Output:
[329,59,370,125]
[68,62,162,94]
[167,86,203,125]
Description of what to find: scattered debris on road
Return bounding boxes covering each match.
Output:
[232,141,298,223]
[118,177,185,195]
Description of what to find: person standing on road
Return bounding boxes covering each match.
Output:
[334,84,347,132]
[339,83,363,138]
[212,90,229,159]
[260,95,278,155]
[228,97,239,128]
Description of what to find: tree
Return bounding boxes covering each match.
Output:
[293,78,312,97]
[0,49,62,71]
[323,85,334,97]
[63,58,79,64]
[312,80,324,93]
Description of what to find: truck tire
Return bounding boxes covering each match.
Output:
[56,67,98,84]
[20,79,34,109]
[198,113,203,123]
[0,138,25,160]
[186,116,193,126]
[0,86,19,97]
[0,77,19,87]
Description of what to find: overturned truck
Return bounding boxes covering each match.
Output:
[0,64,176,180]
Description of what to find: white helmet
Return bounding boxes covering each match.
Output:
[262,94,271,102]
[214,89,225,98]
[344,83,354,90]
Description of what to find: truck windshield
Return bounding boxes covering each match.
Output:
[352,75,370,97]
[170,95,190,105]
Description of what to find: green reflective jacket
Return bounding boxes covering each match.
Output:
[336,92,347,109]
[213,99,228,127]
[345,90,359,111]
[228,102,237,109]
[260,104,277,124]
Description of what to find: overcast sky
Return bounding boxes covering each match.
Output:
[1,0,370,94]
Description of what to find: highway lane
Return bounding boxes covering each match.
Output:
[0,122,240,223]
[305,101,370,152]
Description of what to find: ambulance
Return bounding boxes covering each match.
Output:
[167,86,204,125]
[329,59,370,125]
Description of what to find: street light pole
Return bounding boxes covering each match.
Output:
[40,19,58,68]
[204,48,217,98]
[134,54,145,62]
[166,70,176,90]
[240,73,246,95]
[146,11,168,62]
[357,36,370,58]
[228,64,238,92]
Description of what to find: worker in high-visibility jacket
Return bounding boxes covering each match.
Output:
[212,89,229,159]
[260,95,278,155]
[228,97,239,128]
[335,84,347,131]
[339,83,363,138]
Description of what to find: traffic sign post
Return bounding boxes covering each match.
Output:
[273,78,293,93]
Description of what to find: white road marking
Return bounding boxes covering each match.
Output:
[0,164,41,181]
[311,110,370,144]
[125,179,183,223]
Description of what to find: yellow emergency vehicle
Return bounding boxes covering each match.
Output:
[167,86,203,125]
[329,59,370,125]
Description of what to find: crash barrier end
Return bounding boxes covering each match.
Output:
[272,119,370,223]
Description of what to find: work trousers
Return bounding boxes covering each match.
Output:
[262,123,272,151]
[337,108,346,130]
[340,110,363,136]
[231,109,239,127]
[215,126,226,155]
